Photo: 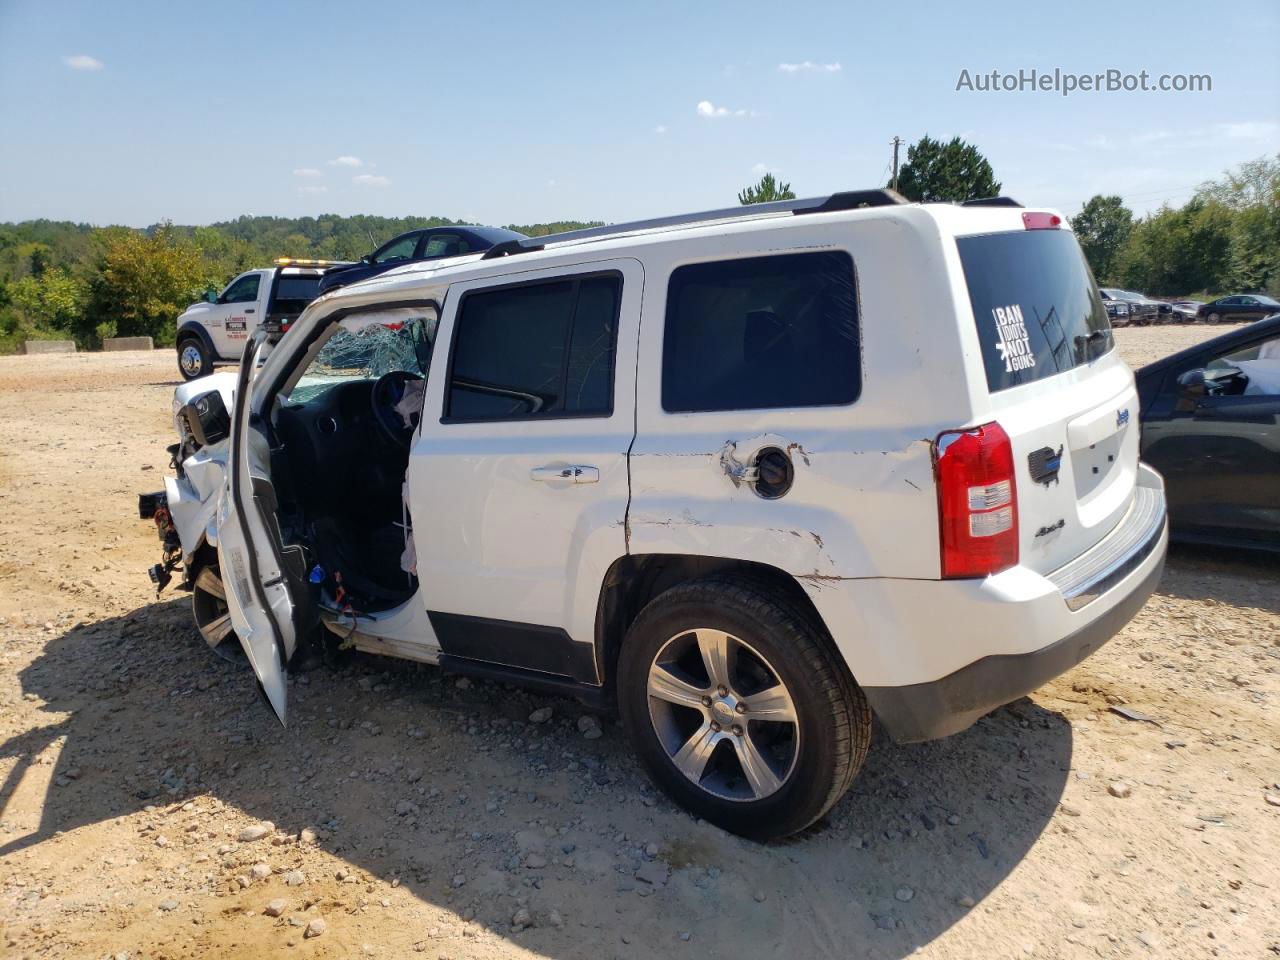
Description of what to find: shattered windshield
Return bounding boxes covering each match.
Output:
[285,310,437,405]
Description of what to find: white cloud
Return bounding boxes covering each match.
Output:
[751,162,779,176]
[329,156,364,167]
[696,100,752,119]
[1222,121,1278,141]
[63,54,103,71]
[298,185,329,194]
[293,168,322,178]
[778,61,841,73]
[654,125,667,134]
[353,174,390,187]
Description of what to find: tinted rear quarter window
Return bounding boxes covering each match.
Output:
[446,274,620,420]
[662,251,860,413]
[957,229,1112,393]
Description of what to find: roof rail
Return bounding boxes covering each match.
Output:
[961,197,1023,208]
[482,189,910,259]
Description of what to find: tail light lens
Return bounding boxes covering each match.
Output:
[1022,212,1061,230]
[935,422,1018,578]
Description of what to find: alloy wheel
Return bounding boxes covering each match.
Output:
[192,566,242,662]
[645,628,799,802]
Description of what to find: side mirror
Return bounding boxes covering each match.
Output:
[204,289,219,304]
[361,255,373,264]
[1176,368,1207,409]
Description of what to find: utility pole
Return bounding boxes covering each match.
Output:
[890,136,902,193]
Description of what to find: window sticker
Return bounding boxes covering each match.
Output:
[992,304,1035,373]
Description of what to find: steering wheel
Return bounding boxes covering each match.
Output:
[370,371,425,446]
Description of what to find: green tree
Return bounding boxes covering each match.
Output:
[738,173,796,205]
[10,269,85,331]
[892,136,1001,203]
[1195,154,1280,294]
[1226,202,1280,294]
[82,223,206,347]
[1116,199,1232,295]
[1071,195,1132,283]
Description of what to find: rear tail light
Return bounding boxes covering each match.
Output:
[1022,212,1061,230]
[934,422,1019,578]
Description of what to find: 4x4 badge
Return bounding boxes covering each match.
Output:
[1028,445,1063,486]
[1116,407,1131,428]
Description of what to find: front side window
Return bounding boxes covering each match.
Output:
[222,274,261,304]
[662,251,860,413]
[1206,335,1280,396]
[958,228,1112,393]
[285,309,437,406]
[446,274,621,420]
[373,234,419,264]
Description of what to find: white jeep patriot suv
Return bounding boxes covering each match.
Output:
[140,190,1167,840]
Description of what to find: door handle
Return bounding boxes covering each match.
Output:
[245,308,256,314]
[530,465,599,484]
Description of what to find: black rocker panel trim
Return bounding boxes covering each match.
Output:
[427,611,599,684]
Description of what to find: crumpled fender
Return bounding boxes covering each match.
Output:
[165,442,228,562]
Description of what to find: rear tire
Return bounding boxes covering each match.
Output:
[617,576,871,841]
[178,337,212,380]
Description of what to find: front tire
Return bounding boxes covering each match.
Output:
[617,576,871,841]
[191,563,243,663]
[1207,312,1221,325]
[177,337,212,380]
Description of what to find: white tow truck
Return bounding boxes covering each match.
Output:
[174,258,347,380]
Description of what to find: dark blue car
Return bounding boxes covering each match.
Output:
[318,225,526,293]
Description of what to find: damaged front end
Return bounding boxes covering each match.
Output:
[137,376,236,597]
[138,486,182,592]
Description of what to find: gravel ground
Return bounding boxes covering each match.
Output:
[0,327,1277,960]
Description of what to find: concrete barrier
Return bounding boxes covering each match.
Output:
[103,336,155,352]
[22,340,76,355]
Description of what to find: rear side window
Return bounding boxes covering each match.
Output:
[446,274,620,420]
[958,229,1112,393]
[662,251,860,412]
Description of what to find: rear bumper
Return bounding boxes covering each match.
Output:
[829,463,1167,743]
[862,540,1164,741]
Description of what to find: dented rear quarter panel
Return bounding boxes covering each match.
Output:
[628,213,982,586]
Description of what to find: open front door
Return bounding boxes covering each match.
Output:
[217,333,306,723]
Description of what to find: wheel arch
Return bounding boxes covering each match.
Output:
[593,553,837,692]
[176,322,217,358]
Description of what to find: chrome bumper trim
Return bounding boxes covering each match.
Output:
[1047,477,1167,611]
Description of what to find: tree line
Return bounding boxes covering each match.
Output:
[0,215,601,352]
[5,142,1277,353]
[737,139,1279,301]
[1071,154,1279,298]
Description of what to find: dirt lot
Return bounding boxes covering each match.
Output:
[0,326,1277,960]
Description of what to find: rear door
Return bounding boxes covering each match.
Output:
[216,333,308,722]
[957,225,1138,575]
[408,259,641,680]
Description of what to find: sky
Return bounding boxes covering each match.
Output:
[1,0,1277,229]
